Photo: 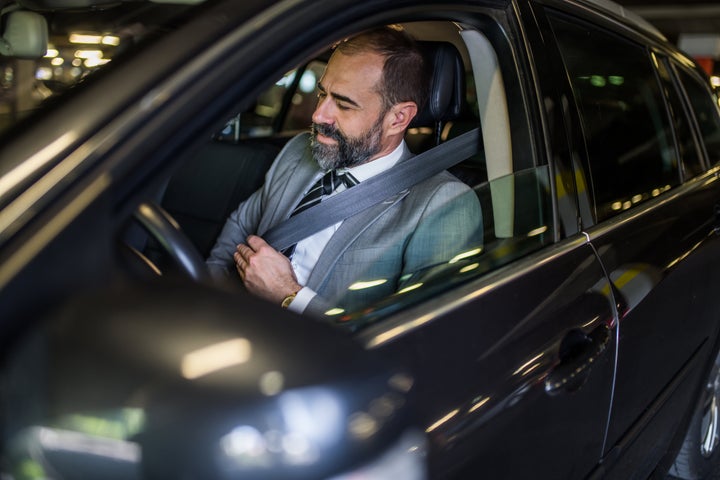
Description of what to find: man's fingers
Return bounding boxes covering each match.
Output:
[246,235,270,251]
[236,243,253,261]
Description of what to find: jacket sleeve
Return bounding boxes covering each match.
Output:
[205,133,310,279]
[205,186,265,279]
[402,180,484,284]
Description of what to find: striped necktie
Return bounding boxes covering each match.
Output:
[283,169,359,257]
[290,169,359,216]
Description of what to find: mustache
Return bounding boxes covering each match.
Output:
[311,122,344,142]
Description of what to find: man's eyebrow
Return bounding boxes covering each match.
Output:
[317,82,360,108]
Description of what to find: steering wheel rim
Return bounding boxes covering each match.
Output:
[132,201,210,282]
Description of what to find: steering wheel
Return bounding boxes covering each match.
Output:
[129,201,210,282]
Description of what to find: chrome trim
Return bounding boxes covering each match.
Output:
[572,0,667,40]
[582,166,720,241]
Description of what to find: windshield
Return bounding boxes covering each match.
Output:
[0,1,202,136]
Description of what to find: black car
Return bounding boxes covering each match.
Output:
[1,0,720,478]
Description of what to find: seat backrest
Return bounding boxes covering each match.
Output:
[406,41,466,153]
[161,140,280,257]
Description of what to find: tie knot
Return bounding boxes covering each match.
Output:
[322,170,358,195]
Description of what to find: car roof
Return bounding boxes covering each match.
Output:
[573,0,668,41]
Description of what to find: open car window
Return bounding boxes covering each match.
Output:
[155,17,554,328]
[216,60,327,142]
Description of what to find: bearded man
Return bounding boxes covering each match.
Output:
[206,26,483,317]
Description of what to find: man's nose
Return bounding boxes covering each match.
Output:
[312,96,333,125]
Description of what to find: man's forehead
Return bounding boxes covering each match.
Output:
[321,51,384,93]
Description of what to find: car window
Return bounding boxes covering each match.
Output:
[548,13,681,222]
[674,65,720,165]
[340,165,553,328]
[236,61,327,139]
[158,18,554,326]
[655,55,705,179]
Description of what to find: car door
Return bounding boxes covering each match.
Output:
[343,3,621,478]
[540,4,720,477]
[356,240,618,479]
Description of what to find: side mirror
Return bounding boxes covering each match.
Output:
[0,10,48,59]
[0,282,427,478]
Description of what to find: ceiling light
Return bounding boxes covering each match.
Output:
[102,35,120,46]
[74,50,103,59]
[69,33,102,44]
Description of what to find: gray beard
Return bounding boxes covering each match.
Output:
[311,120,384,170]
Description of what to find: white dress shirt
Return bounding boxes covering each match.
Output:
[288,141,406,313]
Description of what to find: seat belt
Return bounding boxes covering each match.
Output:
[262,127,480,252]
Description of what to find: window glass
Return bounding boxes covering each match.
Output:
[656,58,705,178]
[338,166,554,329]
[549,14,680,222]
[215,61,326,142]
[241,61,326,138]
[283,61,326,132]
[675,66,720,165]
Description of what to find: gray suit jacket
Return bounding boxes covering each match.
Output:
[207,133,483,317]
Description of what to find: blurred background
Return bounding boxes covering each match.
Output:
[2,0,720,134]
[620,0,720,81]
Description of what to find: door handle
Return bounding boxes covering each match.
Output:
[545,324,611,395]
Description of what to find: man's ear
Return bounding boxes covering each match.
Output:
[385,102,418,135]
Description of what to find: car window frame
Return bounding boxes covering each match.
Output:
[543,6,685,227]
[670,59,720,169]
[652,51,708,181]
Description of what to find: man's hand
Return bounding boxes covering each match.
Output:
[234,235,301,304]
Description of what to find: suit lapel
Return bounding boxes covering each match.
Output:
[306,146,416,290]
[259,143,320,235]
[306,188,410,291]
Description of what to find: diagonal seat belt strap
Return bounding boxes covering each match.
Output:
[262,127,480,252]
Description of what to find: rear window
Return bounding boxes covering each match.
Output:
[656,57,705,179]
[675,66,720,165]
[548,13,680,222]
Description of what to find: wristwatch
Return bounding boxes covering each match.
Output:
[281,291,298,308]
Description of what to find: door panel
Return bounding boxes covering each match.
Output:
[539,5,720,473]
[589,178,720,476]
[358,241,617,478]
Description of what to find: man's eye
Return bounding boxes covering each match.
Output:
[337,103,350,111]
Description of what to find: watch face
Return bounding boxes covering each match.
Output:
[281,294,296,308]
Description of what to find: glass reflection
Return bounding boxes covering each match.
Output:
[349,279,388,291]
[426,409,459,433]
[218,387,345,471]
[338,166,553,331]
[181,337,252,380]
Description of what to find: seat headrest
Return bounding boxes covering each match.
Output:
[411,41,465,127]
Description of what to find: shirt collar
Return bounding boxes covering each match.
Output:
[338,141,406,182]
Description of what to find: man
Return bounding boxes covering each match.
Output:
[206,26,482,317]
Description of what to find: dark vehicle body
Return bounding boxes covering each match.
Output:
[1,0,720,478]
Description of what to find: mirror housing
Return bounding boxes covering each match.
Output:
[1,281,424,478]
[0,10,48,59]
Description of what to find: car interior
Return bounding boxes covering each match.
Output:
[119,19,555,325]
